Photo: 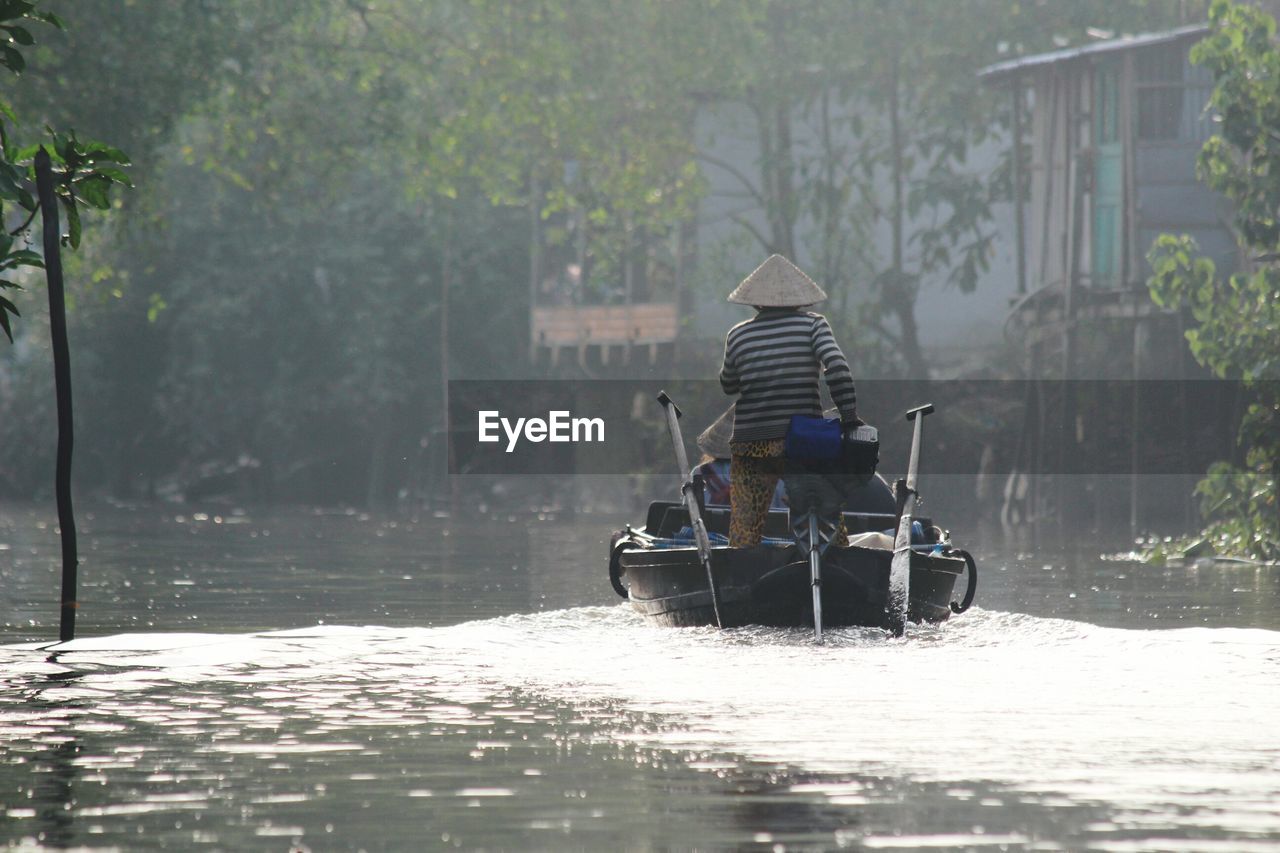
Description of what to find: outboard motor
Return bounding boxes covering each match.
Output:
[841,423,879,483]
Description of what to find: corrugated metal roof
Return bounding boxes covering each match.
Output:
[978,24,1209,84]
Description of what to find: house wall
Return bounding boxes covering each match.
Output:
[1132,51,1236,279]
[1025,38,1234,296]
[1015,34,1238,384]
[1025,62,1096,297]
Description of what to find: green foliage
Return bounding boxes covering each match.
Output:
[401,0,706,299]
[1,0,130,341]
[9,0,245,185]
[1148,0,1280,559]
[0,0,1211,504]
[0,4,530,502]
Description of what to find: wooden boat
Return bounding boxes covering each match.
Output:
[607,483,977,631]
[618,393,977,634]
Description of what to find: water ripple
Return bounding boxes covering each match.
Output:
[2,607,1278,849]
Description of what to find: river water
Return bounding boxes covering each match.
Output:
[2,502,1278,851]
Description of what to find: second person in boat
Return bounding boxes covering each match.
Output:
[693,404,787,509]
[718,254,860,547]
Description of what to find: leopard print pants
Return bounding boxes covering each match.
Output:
[728,439,786,547]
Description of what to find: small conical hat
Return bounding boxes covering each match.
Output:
[696,405,735,459]
[727,254,826,307]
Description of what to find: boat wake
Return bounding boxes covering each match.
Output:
[3,607,1278,839]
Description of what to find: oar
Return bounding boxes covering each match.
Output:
[888,403,934,637]
[656,391,724,628]
[808,513,824,643]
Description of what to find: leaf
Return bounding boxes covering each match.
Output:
[76,174,112,209]
[3,24,33,45]
[147,292,166,323]
[0,248,42,270]
[0,174,19,203]
[55,130,80,165]
[29,10,63,30]
[0,1,34,22]
[93,166,132,186]
[0,292,18,343]
[82,141,131,165]
[60,195,80,249]
[1,43,23,73]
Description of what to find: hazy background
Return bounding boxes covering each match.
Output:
[0,0,1234,535]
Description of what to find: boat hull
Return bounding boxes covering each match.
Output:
[615,540,964,630]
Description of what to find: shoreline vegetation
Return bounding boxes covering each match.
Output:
[1,0,1277,559]
[1147,0,1280,562]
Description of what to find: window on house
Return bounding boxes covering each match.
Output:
[1137,44,1186,140]
[1096,65,1119,144]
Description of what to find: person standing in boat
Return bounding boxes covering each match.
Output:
[718,254,859,547]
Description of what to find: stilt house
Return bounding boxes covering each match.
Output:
[980,24,1232,379]
[979,25,1243,533]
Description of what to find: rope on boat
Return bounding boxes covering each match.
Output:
[949,549,978,614]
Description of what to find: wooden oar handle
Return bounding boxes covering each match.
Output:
[655,390,723,627]
[905,403,934,421]
[656,390,682,418]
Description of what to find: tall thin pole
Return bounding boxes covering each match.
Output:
[890,53,905,302]
[622,210,633,366]
[1011,82,1027,295]
[440,204,456,511]
[1060,76,1085,541]
[34,149,78,643]
[528,173,542,363]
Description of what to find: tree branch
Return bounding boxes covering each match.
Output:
[865,315,902,348]
[8,202,40,238]
[696,151,766,210]
[730,213,772,254]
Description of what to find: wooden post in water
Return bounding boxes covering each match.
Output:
[1058,78,1085,542]
[34,149,79,642]
[528,173,542,364]
[439,203,459,512]
[1011,81,1027,296]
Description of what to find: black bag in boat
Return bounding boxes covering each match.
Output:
[841,423,879,481]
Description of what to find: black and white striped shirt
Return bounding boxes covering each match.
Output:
[719,309,857,442]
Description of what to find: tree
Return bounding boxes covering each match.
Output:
[1148,0,1280,559]
[689,0,1191,377]
[0,0,1205,506]
[1,1,131,342]
[2,0,132,640]
[1,1,550,503]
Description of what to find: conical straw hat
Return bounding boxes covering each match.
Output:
[727,254,826,307]
[696,405,735,459]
